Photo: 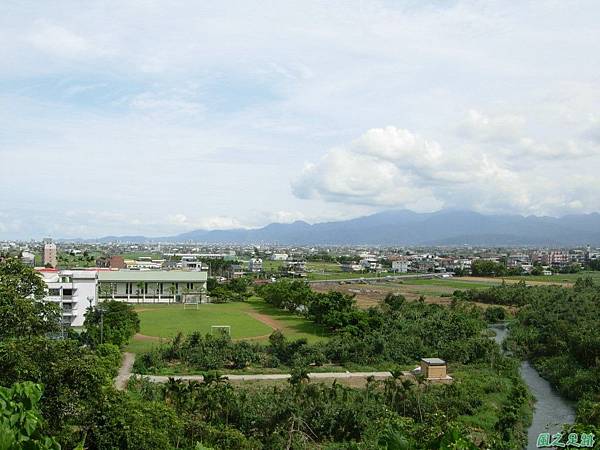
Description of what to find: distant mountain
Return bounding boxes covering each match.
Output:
[76,209,600,246]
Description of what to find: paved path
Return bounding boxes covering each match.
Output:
[115,352,136,390]
[132,371,394,383]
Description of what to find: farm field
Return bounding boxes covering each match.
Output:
[503,271,600,284]
[126,297,328,353]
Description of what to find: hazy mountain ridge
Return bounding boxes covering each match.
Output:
[68,210,600,245]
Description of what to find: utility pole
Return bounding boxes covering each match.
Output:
[100,308,104,345]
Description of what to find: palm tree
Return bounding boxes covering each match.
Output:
[168,283,177,304]
[136,281,144,304]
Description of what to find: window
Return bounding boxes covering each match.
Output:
[144,283,148,294]
[48,288,60,296]
[159,283,163,295]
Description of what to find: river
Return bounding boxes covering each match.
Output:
[488,323,576,450]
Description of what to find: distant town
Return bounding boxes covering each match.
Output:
[2,238,599,330]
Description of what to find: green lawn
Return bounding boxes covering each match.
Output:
[261,260,284,272]
[135,302,272,339]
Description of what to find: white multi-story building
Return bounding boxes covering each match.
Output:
[38,269,98,327]
[97,270,208,303]
[270,253,289,261]
[248,258,263,272]
[340,262,363,272]
[359,256,382,271]
[124,258,165,270]
[391,260,409,273]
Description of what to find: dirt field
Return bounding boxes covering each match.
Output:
[311,281,454,308]
[311,278,522,312]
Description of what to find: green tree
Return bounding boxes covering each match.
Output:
[0,382,61,450]
[471,259,506,277]
[83,301,140,347]
[0,258,61,339]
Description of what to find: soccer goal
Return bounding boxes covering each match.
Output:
[211,325,231,336]
[182,293,201,310]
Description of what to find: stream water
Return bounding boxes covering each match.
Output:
[488,323,576,450]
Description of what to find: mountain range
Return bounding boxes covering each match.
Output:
[76,210,600,246]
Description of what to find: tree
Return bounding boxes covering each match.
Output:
[0,382,61,450]
[484,306,506,323]
[136,281,145,303]
[83,301,140,347]
[206,278,218,292]
[0,258,61,339]
[84,390,182,450]
[0,337,121,433]
[471,260,506,277]
[383,293,405,311]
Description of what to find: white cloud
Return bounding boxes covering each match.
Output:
[2,1,600,238]
[458,109,525,143]
[167,214,242,230]
[27,21,90,57]
[458,110,598,161]
[293,121,600,216]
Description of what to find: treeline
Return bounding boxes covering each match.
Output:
[453,279,569,306]
[206,277,252,303]
[470,259,585,277]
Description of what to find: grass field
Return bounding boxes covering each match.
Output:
[126,297,328,353]
[136,302,272,339]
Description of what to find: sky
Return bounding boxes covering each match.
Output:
[1,0,600,239]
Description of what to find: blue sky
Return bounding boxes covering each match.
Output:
[1,0,600,239]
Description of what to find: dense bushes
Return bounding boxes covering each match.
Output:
[208,277,253,303]
[453,279,569,306]
[128,360,528,449]
[483,305,506,322]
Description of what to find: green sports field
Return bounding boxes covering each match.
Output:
[136,302,271,339]
[127,297,327,353]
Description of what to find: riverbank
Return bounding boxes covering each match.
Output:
[489,323,575,450]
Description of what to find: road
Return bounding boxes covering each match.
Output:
[131,371,395,383]
[115,352,136,390]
